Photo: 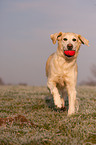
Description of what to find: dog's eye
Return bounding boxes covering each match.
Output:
[72,38,76,42]
[63,38,67,41]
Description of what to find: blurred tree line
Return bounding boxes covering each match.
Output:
[80,64,96,86]
[0,64,96,86]
[0,78,27,86]
[0,78,4,85]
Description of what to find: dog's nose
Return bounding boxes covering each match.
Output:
[67,43,73,50]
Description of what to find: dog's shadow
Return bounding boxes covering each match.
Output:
[45,95,69,112]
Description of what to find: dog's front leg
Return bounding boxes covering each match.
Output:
[47,81,63,108]
[67,85,76,115]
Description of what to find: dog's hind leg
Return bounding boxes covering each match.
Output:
[67,86,76,115]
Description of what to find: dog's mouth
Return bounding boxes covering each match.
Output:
[64,50,75,57]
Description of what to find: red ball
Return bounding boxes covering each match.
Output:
[64,50,75,56]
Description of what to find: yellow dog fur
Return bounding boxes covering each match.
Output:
[46,32,89,115]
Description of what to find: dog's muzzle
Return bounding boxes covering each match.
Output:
[67,43,73,50]
[63,43,75,57]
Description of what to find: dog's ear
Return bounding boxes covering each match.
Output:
[78,35,89,46]
[50,32,62,44]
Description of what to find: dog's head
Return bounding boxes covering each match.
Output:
[50,32,89,59]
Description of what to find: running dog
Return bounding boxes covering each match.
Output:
[46,32,89,115]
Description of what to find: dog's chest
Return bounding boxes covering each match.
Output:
[56,58,71,75]
[57,75,65,87]
[55,57,75,86]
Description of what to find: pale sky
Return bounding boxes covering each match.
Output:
[0,0,96,86]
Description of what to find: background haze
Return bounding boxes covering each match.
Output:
[0,0,96,86]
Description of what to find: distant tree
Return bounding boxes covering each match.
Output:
[0,78,4,85]
[18,83,27,86]
[91,64,96,78]
[80,64,96,86]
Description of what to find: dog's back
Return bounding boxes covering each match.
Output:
[46,53,55,77]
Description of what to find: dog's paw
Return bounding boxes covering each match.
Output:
[68,109,75,116]
[54,97,62,108]
[55,102,62,108]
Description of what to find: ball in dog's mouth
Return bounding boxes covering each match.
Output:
[64,50,75,57]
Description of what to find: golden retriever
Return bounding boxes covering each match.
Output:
[46,32,89,115]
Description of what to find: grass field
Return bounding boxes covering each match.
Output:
[0,85,96,145]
